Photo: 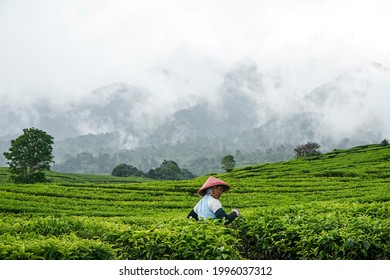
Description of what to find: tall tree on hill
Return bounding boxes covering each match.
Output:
[221,155,236,172]
[3,128,54,183]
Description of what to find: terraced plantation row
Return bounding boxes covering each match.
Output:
[1,144,390,259]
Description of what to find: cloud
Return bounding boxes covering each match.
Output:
[1,0,390,142]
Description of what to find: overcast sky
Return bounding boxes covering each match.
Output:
[1,0,390,105]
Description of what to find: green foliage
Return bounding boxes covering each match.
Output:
[12,171,47,184]
[1,144,390,259]
[111,163,141,177]
[0,234,115,260]
[146,160,195,180]
[3,128,54,183]
[44,169,148,184]
[116,219,242,260]
[0,215,119,259]
[237,203,390,260]
[109,160,196,180]
[221,155,236,172]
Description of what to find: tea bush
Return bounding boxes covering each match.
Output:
[0,234,115,260]
[1,144,390,260]
[115,218,242,260]
[236,203,390,260]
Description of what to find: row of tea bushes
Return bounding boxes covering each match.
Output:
[236,202,390,259]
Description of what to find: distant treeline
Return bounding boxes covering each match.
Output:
[51,144,296,176]
[111,160,195,180]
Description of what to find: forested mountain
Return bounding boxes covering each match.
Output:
[1,61,389,175]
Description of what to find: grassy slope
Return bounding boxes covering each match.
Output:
[218,144,390,209]
[0,168,150,184]
[1,144,389,219]
[1,144,390,259]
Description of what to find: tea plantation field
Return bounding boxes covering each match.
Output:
[1,144,390,259]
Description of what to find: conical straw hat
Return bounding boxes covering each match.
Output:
[197,176,231,196]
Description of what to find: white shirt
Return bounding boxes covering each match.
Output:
[193,194,222,219]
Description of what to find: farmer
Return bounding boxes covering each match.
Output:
[187,176,241,224]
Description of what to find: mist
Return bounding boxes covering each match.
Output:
[2,0,390,101]
[1,0,390,173]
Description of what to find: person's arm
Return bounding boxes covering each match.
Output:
[215,208,240,224]
[187,209,199,220]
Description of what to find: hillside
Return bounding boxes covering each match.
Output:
[0,167,150,185]
[2,61,390,175]
[1,144,390,216]
[0,144,390,260]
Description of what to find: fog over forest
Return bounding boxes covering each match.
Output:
[1,0,390,175]
[1,60,389,175]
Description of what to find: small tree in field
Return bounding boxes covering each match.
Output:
[380,139,389,147]
[221,155,236,172]
[3,128,54,183]
[294,142,321,158]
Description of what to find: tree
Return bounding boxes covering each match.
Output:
[146,160,195,180]
[155,160,182,180]
[221,155,236,172]
[381,139,389,147]
[112,163,141,177]
[3,128,54,183]
[294,142,321,158]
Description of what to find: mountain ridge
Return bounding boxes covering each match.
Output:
[1,61,389,175]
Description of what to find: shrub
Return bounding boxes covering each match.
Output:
[236,204,390,260]
[294,142,321,158]
[115,218,242,260]
[146,160,195,180]
[112,163,141,177]
[0,235,115,260]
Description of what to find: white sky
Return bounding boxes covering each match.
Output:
[1,0,390,104]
